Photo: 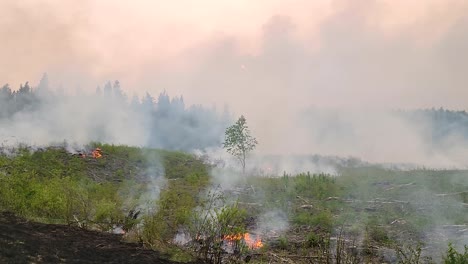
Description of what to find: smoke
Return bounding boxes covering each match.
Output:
[133,0,468,167]
[2,1,468,256]
[0,79,229,152]
[2,1,468,166]
[137,151,167,214]
[1,95,146,147]
[296,108,468,168]
[256,210,289,236]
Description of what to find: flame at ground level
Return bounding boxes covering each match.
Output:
[223,233,263,249]
[244,233,263,249]
[92,148,102,158]
[76,148,103,159]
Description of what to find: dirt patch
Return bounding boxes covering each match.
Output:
[0,212,193,264]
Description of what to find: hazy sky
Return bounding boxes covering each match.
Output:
[1,0,467,105]
[2,0,468,160]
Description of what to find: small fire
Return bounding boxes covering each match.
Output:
[244,233,263,249]
[223,233,263,249]
[92,148,102,158]
[77,148,103,159]
[224,234,243,241]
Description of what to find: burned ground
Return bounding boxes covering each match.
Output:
[0,211,198,264]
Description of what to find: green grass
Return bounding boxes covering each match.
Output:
[1,146,467,263]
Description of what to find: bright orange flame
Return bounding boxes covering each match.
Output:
[244,233,263,249]
[224,234,243,241]
[92,148,102,159]
[223,233,263,249]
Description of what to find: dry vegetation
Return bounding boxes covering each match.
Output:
[0,144,467,263]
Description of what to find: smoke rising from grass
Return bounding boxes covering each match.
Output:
[137,152,167,215]
[256,210,289,236]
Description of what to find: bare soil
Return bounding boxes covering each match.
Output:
[0,211,192,264]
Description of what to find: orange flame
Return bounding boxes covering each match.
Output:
[224,234,243,241]
[223,233,263,249]
[92,148,102,159]
[244,233,263,249]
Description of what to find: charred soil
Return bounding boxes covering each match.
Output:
[0,211,197,264]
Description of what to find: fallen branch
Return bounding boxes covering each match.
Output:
[399,182,415,187]
[324,197,409,204]
[73,215,84,228]
[390,219,406,225]
[435,191,468,197]
[269,252,296,264]
[384,182,415,191]
[276,254,321,259]
[250,185,256,194]
[236,202,263,207]
[441,224,468,228]
[296,196,310,204]
[368,198,409,204]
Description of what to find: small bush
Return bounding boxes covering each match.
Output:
[293,210,333,232]
[278,236,289,250]
[187,191,247,264]
[395,242,434,264]
[366,217,389,244]
[443,243,468,264]
[305,232,321,248]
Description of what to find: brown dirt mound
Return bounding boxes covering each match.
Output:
[0,212,192,264]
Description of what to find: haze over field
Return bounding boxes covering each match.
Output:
[1,3,468,262]
[1,0,468,166]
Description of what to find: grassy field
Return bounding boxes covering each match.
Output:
[0,144,467,263]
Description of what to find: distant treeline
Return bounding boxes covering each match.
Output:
[2,74,468,152]
[397,108,468,145]
[0,74,231,151]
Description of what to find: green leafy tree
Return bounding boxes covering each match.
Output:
[223,115,258,174]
